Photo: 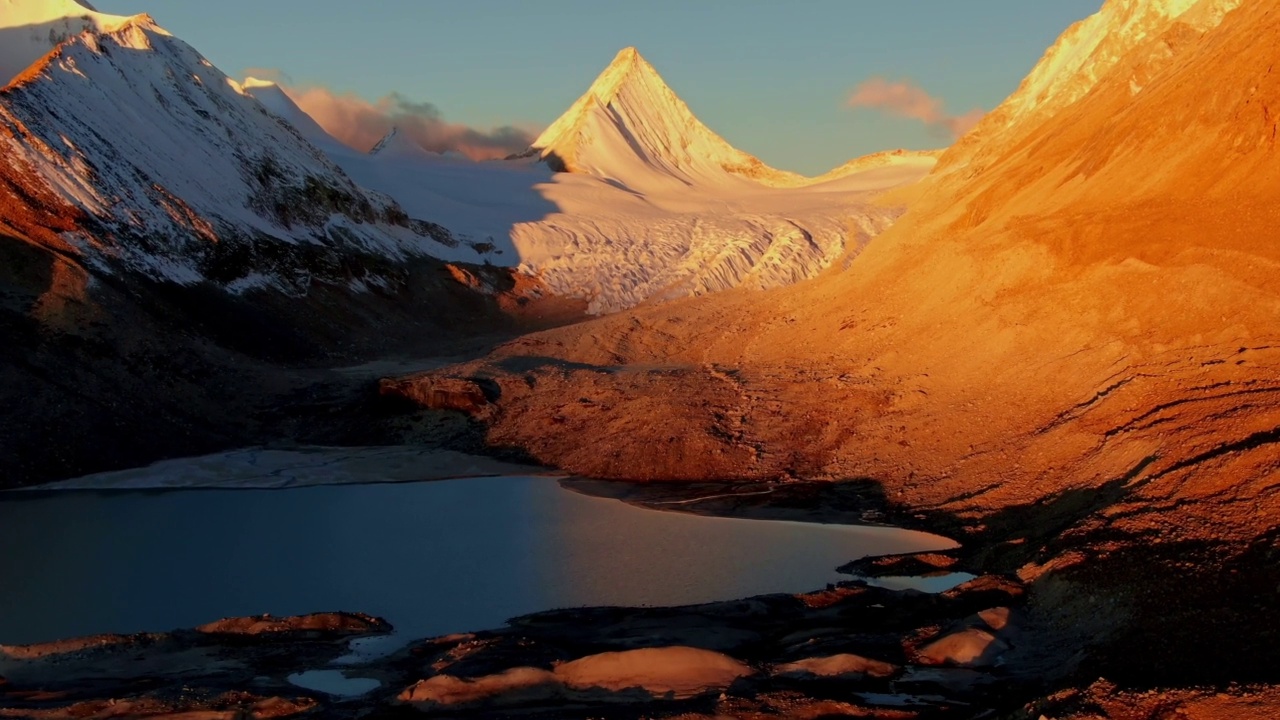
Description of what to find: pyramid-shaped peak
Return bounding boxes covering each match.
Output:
[529,46,805,190]
[583,46,663,105]
[611,46,640,65]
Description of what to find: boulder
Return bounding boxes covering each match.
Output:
[772,653,900,680]
[978,607,1012,631]
[556,646,753,700]
[398,646,754,712]
[195,612,390,637]
[915,628,1008,667]
[380,376,494,416]
[399,667,562,709]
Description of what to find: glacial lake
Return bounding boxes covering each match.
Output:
[0,477,954,645]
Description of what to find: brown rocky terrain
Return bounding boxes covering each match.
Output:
[392,0,1280,537]
[374,0,1280,713]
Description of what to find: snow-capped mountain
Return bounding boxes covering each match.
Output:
[236,76,352,158]
[0,1,489,292]
[241,78,541,262]
[528,47,808,192]
[370,128,424,159]
[0,0,937,314]
[0,0,128,83]
[507,48,937,311]
[938,0,1243,177]
[249,49,935,313]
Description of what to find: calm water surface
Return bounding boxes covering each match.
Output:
[0,477,953,645]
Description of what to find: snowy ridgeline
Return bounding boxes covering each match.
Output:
[0,1,936,311]
[0,4,489,291]
[248,47,937,312]
[936,0,1243,177]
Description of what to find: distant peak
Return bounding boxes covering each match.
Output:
[369,127,433,159]
[529,45,806,188]
[369,127,401,155]
[581,46,661,105]
[234,76,289,103]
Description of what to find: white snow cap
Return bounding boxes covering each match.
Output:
[237,77,353,155]
[530,46,806,192]
[0,0,139,84]
[240,76,278,90]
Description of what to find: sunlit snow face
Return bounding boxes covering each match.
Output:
[0,0,135,85]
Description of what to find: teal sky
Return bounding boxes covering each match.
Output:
[99,1,1102,175]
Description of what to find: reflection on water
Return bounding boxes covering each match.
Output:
[860,573,977,594]
[0,477,954,645]
[286,670,381,698]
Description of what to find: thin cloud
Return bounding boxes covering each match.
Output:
[279,84,537,160]
[847,78,985,139]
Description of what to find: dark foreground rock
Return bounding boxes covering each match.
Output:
[0,578,1038,719]
[0,613,384,719]
[17,567,1268,719]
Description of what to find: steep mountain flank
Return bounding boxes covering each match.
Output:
[409,0,1278,543]
[250,50,937,314]
[392,0,1280,695]
[935,0,1244,179]
[0,6,493,293]
[0,1,581,486]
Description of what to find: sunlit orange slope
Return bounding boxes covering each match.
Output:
[405,0,1280,546]
[787,0,1280,535]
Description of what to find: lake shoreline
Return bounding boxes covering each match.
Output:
[15,446,553,492]
[0,475,954,644]
[1,568,1035,718]
[1,474,1036,718]
[5,470,1275,718]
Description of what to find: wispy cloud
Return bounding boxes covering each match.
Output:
[847,78,985,139]
[274,83,537,160]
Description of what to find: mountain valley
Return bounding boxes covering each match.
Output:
[3,0,1280,718]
